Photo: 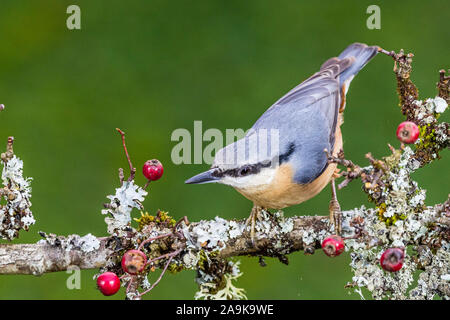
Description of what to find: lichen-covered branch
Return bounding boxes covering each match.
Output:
[0,234,109,275]
[0,216,317,275]
[0,214,330,276]
[0,203,447,275]
[0,137,34,240]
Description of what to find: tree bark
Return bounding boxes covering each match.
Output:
[1,206,446,275]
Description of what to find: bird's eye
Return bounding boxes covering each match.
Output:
[239,166,252,176]
[211,168,222,177]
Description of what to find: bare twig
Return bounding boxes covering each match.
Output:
[116,128,136,181]
[138,254,176,298]
[437,69,450,103]
[0,136,14,163]
[118,168,125,186]
[326,149,363,189]
[138,232,173,251]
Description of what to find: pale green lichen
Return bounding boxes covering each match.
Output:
[37,233,100,253]
[134,210,176,231]
[0,155,34,240]
[101,180,147,236]
[373,146,425,225]
[345,200,449,299]
[195,260,247,300]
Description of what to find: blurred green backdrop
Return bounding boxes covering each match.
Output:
[0,0,448,300]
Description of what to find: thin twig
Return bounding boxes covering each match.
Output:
[325,148,363,189]
[116,128,136,181]
[1,136,14,163]
[138,254,176,297]
[145,248,182,267]
[125,275,135,294]
[378,46,395,58]
[174,216,190,230]
[138,232,173,251]
[118,168,125,186]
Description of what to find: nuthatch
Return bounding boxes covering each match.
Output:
[186,43,379,241]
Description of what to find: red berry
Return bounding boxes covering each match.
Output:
[143,159,164,181]
[97,272,120,296]
[121,249,147,275]
[321,235,345,257]
[396,121,419,144]
[380,248,404,272]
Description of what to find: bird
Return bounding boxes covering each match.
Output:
[185,43,380,242]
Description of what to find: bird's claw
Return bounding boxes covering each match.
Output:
[329,179,343,236]
[245,206,264,246]
[329,199,342,236]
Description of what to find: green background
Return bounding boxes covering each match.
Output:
[0,0,448,300]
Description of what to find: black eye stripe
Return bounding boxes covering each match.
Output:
[214,160,272,178]
[211,168,224,178]
[239,165,252,176]
[211,144,295,179]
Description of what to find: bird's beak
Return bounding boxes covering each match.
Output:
[185,169,220,184]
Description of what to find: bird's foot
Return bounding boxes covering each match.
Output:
[329,179,342,236]
[329,198,342,236]
[332,168,341,179]
[244,205,264,246]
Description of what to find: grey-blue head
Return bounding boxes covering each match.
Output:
[185,128,283,189]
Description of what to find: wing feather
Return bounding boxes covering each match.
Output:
[253,58,352,148]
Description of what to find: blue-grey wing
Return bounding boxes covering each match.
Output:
[249,43,378,184]
[250,61,349,184]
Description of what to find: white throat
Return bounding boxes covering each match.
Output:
[220,167,277,189]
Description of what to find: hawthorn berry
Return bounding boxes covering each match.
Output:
[97,272,120,296]
[121,249,147,275]
[396,121,419,144]
[321,235,345,257]
[143,159,164,181]
[380,247,404,272]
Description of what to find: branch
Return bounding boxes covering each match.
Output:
[0,235,113,275]
[0,215,324,275]
[1,204,448,275]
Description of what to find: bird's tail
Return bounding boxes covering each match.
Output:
[321,43,379,87]
[319,43,379,114]
[339,43,379,85]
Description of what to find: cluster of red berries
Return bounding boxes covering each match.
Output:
[97,159,163,296]
[396,121,419,144]
[321,236,405,272]
[97,249,148,296]
[318,124,413,265]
